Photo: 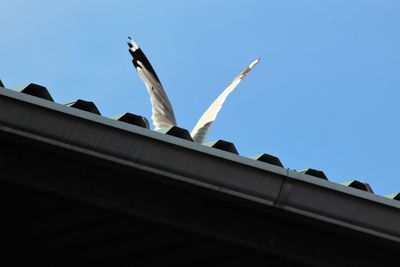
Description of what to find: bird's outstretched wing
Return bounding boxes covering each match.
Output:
[191,59,260,143]
[128,37,177,130]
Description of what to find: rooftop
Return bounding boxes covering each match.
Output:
[1,82,400,265]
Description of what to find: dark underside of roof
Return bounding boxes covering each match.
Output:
[1,85,400,266]
[1,132,398,267]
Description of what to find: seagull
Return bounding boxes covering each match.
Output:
[128,37,260,143]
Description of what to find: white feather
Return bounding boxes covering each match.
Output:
[190,59,260,143]
[136,60,177,130]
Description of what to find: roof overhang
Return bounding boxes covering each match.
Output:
[1,86,400,264]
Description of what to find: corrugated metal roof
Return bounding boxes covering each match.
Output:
[1,81,395,199]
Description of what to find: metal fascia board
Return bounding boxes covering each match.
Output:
[2,86,396,209]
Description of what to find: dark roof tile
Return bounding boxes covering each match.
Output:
[342,180,374,193]
[14,83,54,102]
[65,99,101,115]
[300,168,328,180]
[157,126,194,142]
[205,140,239,154]
[113,113,149,129]
[251,153,284,167]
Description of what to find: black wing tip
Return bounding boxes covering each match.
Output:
[127,36,133,48]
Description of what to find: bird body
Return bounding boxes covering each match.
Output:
[128,37,259,143]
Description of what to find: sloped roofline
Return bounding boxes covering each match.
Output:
[1,86,400,244]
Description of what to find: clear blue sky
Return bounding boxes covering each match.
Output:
[1,0,399,195]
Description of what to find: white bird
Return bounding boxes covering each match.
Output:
[128,37,259,143]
